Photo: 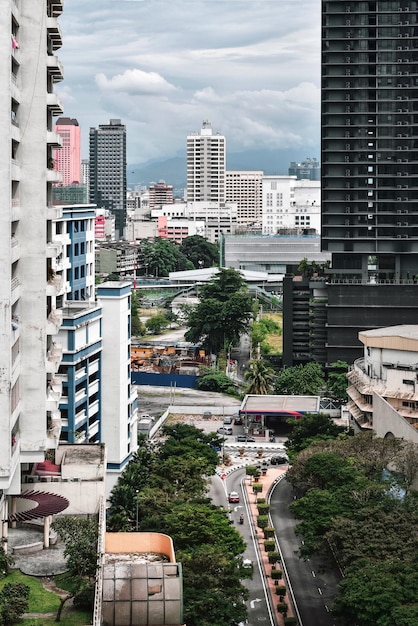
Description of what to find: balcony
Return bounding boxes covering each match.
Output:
[47,130,62,148]
[11,158,20,181]
[47,54,64,82]
[46,16,62,50]
[11,123,20,142]
[46,168,62,183]
[46,240,63,258]
[48,0,63,18]
[46,92,63,115]
[11,197,20,221]
[11,276,21,304]
[89,400,99,417]
[46,342,63,372]
[88,420,100,438]
[11,236,20,263]
[47,308,63,334]
[47,205,63,220]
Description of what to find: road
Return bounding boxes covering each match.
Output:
[270,478,341,626]
[209,468,275,626]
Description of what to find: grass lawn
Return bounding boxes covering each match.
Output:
[0,570,91,625]
[263,312,283,353]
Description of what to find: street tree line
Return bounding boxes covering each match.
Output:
[107,424,250,626]
[285,420,418,626]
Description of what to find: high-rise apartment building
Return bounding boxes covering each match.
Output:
[89,119,127,238]
[320,0,418,363]
[186,120,226,204]
[149,180,174,210]
[225,171,263,225]
[0,0,64,514]
[53,117,81,185]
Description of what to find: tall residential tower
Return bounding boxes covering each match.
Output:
[186,120,226,204]
[53,117,81,185]
[320,0,418,363]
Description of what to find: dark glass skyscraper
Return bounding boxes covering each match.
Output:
[322,0,418,282]
[89,119,127,239]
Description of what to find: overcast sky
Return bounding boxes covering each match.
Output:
[57,0,320,164]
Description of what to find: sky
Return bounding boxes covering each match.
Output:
[57,0,321,165]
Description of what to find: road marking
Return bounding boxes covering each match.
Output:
[325,605,330,612]
[318,587,323,596]
[311,570,316,577]
[250,598,262,609]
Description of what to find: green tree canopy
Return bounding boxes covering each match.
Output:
[285,413,346,456]
[179,235,219,268]
[197,368,238,395]
[145,314,169,335]
[184,268,253,354]
[244,358,276,395]
[275,362,325,396]
[326,360,349,402]
[140,238,194,276]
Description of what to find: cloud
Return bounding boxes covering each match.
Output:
[95,69,177,96]
[57,0,321,162]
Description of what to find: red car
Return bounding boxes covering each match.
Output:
[228,491,240,503]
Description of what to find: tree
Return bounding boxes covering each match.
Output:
[145,314,169,334]
[0,583,29,626]
[250,318,281,355]
[179,235,219,268]
[51,516,99,621]
[184,268,253,354]
[394,441,418,494]
[326,360,349,402]
[285,413,346,455]
[244,358,276,394]
[140,238,194,276]
[275,362,325,396]
[197,368,238,395]
[131,290,145,336]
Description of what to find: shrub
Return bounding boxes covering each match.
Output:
[257,503,270,515]
[253,483,263,494]
[257,497,266,504]
[257,515,269,529]
[276,601,288,615]
[284,617,297,625]
[270,569,283,580]
[264,526,275,539]
[275,585,287,596]
[268,551,280,564]
[264,540,276,552]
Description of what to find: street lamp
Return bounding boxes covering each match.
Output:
[135,489,139,531]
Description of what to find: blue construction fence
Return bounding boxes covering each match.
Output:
[131,371,198,388]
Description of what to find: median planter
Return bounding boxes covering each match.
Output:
[263,526,275,539]
[275,585,286,597]
[270,569,283,581]
[257,515,269,529]
[257,503,270,515]
[276,601,288,616]
[284,617,297,625]
[264,540,276,552]
[268,551,280,564]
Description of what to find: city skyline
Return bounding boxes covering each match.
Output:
[57,0,320,164]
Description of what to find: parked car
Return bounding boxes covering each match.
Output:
[270,455,289,465]
[228,491,240,503]
[203,411,212,420]
[217,426,233,436]
[234,414,243,425]
[236,435,256,443]
[223,415,233,425]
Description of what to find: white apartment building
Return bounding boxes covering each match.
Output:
[262,176,321,235]
[0,0,64,515]
[186,120,226,204]
[152,201,237,243]
[347,325,418,446]
[97,282,138,495]
[226,170,263,225]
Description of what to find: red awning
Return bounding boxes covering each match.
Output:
[7,490,69,523]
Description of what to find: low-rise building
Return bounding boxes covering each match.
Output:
[347,325,418,445]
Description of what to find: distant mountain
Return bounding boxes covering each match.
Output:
[127,148,319,191]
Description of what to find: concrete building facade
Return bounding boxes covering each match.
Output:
[186,120,226,204]
[225,170,263,226]
[53,116,81,185]
[0,0,65,516]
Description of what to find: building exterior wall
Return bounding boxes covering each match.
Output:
[89,119,127,238]
[186,120,226,204]
[97,282,138,494]
[53,117,81,185]
[226,170,263,225]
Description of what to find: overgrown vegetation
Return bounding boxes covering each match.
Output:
[287,431,418,626]
[107,427,249,626]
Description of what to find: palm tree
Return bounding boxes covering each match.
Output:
[244,359,276,395]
